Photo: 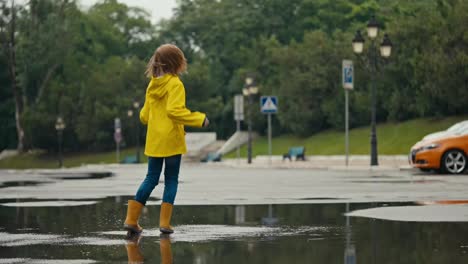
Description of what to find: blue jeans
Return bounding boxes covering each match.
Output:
[135,155,181,205]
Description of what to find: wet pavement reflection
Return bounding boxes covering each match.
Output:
[0,181,52,189]
[0,197,467,263]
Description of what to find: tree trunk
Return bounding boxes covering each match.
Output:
[35,63,59,104]
[7,0,25,152]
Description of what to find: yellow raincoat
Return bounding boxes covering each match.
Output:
[139,74,206,157]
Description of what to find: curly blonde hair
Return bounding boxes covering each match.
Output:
[145,44,187,78]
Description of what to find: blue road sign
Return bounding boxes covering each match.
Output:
[260,96,278,114]
[342,60,354,90]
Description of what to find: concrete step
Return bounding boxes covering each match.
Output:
[184,140,226,162]
[217,131,258,155]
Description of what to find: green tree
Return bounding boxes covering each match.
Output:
[0,0,24,151]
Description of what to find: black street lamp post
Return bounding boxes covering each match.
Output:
[352,16,393,166]
[243,75,259,164]
[55,117,66,168]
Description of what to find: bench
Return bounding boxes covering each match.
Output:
[200,152,222,162]
[283,147,306,161]
[121,155,138,164]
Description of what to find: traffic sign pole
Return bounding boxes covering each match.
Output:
[234,95,244,163]
[268,113,272,165]
[236,119,241,162]
[114,118,122,163]
[342,60,353,167]
[345,90,349,166]
[116,141,120,163]
[260,96,278,166]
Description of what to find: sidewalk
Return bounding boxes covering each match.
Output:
[215,155,412,171]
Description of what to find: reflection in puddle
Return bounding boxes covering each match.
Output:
[125,234,170,264]
[0,233,62,247]
[41,171,114,180]
[0,232,123,247]
[344,203,357,264]
[417,200,468,205]
[347,204,468,222]
[0,198,467,263]
[125,236,145,263]
[0,259,97,264]
[0,181,52,189]
[0,201,98,207]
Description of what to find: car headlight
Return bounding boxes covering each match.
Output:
[421,143,440,150]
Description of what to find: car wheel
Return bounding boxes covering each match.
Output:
[441,150,467,174]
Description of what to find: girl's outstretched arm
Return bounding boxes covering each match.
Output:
[166,84,206,127]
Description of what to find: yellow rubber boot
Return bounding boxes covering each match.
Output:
[124,200,144,233]
[159,202,174,234]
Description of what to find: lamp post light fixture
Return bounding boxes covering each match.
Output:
[366,15,379,39]
[380,34,393,58]
[352,30,365,54]
[352,15,393,166]
[133,100,141,163]
[243,74,259,164]
[55,117,66,168]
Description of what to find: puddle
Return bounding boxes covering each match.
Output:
[0,233,64,247]
[101,225,326,242]
[41,171,114,180]
[0,198,467,263]
[350,179,443,184]
[0,181,52,189]
[296,197,343,200]
[0,259,97,264]
[0,201,98,207]
[369,175,404,178]
[343,175,405,179]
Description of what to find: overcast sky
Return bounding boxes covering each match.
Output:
[79,0,178,23]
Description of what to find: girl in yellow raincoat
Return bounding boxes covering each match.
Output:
[124,44,209,235]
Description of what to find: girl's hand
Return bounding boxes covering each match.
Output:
[203,117,210,127]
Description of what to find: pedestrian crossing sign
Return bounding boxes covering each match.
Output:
[260,96,278,114]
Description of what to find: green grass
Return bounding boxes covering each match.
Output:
[1,116,466,169]
[225,116,468,158]
[0,148,146,169]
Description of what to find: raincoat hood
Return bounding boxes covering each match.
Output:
[147,74,174,98]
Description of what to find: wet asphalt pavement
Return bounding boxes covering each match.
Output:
[0,165,468,263]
